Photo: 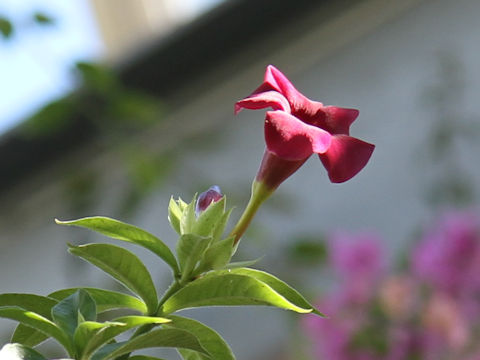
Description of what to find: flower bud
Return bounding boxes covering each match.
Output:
[196,185,223,216]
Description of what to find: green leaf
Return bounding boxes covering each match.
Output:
[178,350,204,360]
[33,12,54,25]
[0,307,73,355]
[21,97,75,137]
[160,273,313,315]
[11,326,48,349]
[56,217,179,274]
[0,294,57,317]
[176,234,212,282]
[80,316,171,359]
[212,208,233,243]
[178,198,188,211]
[129,356,167,360]
[74,321,119,359]
[68,243,158,314]
[223,258,261,269]
[0,17,13,39]
[168,197,182,234]
[0,343,47,360]
[193,197,225,237]
[217,268,324,317]
[100,328,208,360]
[51,290,96,338]
[195,237,234,274]
[91,342,125,360]
[15,288,148,349]
[0,294,58,347]
[49,287,148,314]
[180,196,197,234]
[168,315,234,360]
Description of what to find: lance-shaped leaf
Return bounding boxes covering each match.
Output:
[0,307,73,355]
[180,196,196,234]
[99,328,208,360]
[0,343,47,360]
[0,294,58,317]
[12,288,147,348]
[78,316,171,359]
[51,290,96,339]
[92,342,125,360]
[0,293,58,346]
[193,197,226,237]
[194,237,234,275]
[216,268,324,316]
[12,325,49,348]
[56,217,179,274]
[167,315,234,360]
[68,243,158,314]
[130,356,167,360]
[168,197,182,234]
[160,273,312,314]
[74,321,120,359]
[211,208,233,243]
[177,234,211,282]
[223,258,261,269]
[49,287,147,314]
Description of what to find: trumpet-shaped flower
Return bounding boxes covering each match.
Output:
[235,65,374,188]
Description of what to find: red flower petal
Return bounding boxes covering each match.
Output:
[234,91,291,114]
[319,135,375,183]
[265,111,332,161]
[263,65,309,112]
[323,106,359,135]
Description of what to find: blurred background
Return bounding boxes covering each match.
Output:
[1,0,480,359]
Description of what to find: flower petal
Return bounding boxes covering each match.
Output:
[323,106,359,135]
[265,111,332,161]
[319,135,375,183]
[235,91,291,114]
[263,65,309,112]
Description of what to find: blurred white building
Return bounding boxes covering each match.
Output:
[90,0,225,60]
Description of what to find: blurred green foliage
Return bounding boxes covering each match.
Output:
[286,236,328,266]
[33,12,55,25]
[0,11,54,40]
[420,52,480,208]
[0,16,13,39]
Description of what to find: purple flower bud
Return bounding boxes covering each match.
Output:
[196,185,223,216]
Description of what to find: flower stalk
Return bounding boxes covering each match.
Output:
[230,180,273,245]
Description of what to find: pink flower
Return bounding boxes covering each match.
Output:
[413,210,480,295]
[235,65,374,189]
[327,231,386,304]
[196,185,223,216]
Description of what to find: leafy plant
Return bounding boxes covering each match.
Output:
[0,65,374,359]
[0,196,321,359]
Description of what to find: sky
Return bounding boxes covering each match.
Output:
[0,0,225,135]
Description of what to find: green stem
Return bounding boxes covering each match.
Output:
[121,280,182,359]
[229,180,273,245]
[155,280,182,316]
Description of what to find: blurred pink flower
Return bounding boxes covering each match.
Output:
[422,293,469,350]
[379,275,418,321]
[329,231,385,303]
[304,210,480,360]
[303,291,365,360]
[235,65,374,189]
[413,210,480,295]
